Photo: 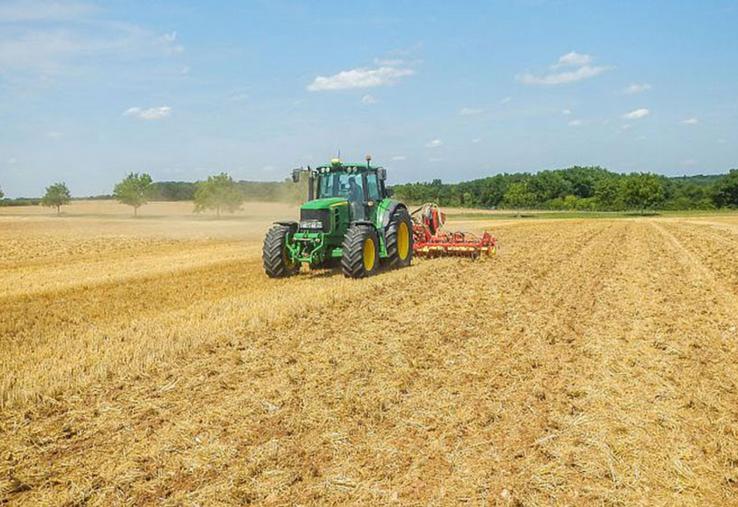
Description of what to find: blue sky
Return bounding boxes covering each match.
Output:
[1,0,737,197]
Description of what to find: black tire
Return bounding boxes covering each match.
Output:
[385,208,414,268]
[341,225,379,278]
[263,225,300,278]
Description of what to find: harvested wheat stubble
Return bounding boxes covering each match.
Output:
[2,212,738,505]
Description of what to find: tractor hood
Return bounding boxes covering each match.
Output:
[300,197,348,210]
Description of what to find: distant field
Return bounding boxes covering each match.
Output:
[1,201,738,505]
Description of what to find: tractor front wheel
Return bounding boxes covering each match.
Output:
[341,225,379,278]
[385,208,413,268]
[263,225,300,278]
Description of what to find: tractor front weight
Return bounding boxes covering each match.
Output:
[287,232,327,265]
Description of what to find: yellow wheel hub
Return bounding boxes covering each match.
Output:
[397,221,410,260]
[363,237,376,271]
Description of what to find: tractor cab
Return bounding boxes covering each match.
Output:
[293,157,389,222]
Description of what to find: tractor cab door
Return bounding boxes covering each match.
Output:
[346,175,366,221]
[364,173,381,221]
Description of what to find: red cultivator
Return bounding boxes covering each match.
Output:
[411,203,497,259]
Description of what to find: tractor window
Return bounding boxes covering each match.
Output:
[317,172,364,201]
[366,173,381,201]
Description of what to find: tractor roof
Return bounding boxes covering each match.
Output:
[315,159,383,173]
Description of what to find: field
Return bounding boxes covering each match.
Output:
[2,201,738,505]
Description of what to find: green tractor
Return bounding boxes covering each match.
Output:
[263,157,413,278]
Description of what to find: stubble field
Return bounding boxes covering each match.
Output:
[1,201,738,505]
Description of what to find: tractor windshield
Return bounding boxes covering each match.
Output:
[317,172,364,201]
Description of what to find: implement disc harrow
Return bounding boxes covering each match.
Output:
[411,203,497,259]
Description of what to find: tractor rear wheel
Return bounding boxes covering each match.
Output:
[385,208,413,268]
[263,225,300,278]
[341,225,379,278]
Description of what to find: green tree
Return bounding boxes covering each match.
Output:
[559,166,607,198]
[502,181,537,212]
[114,172,152,216]
[148,181,197,201]
[194,172,244,218]
[714,169,738,208]
[0,185,4,199]
[621,173,666,212]
[528,170,572,202]
[593,178,621,210]
[41,182,72,216]
[562,194,579,210]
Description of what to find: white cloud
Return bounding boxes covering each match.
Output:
[374,58,404,66]
[471,138,481,144]
[519,64,610,85]
[680,117,699,125]
[159,31,183,54]
[425,139,443,148]
[0,0,95,22]
[123,106,172,120]
[518,52,610,85]
[0,23,185,77]
[428,157,443,163]
[621,123,632,130]
[500,96,511,104]
[622,108,650,120]
[47,131,63,138]
[459,107,484,115]
[623,83,651,94]
[361,94,378,104]
[554,51,592,68]
[391,155,406,161]
[717,138,727,144]
[7,157,17,164]
[561,109,572,115]
[568,119,583,127]
[307,66,414,91]
[0,30,88,72]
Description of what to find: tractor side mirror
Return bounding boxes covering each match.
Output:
[291,168,301,183]
[377,168,387,181]
[386,187,394,197]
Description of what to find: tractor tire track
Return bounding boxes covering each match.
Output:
[525,220,738,505]
[655,220,738,298]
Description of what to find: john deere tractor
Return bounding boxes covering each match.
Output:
[263,157,413,278]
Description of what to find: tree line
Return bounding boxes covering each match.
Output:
[1,166,737,216]
[392,167,738,211]
[146,179,303,203]
[0,174,304,216]
[111,172,304,217]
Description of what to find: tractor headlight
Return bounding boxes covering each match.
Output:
[299,219,324,230]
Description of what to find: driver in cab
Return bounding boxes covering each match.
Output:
[348,177,363,203]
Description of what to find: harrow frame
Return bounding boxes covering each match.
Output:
[411,203,497,259]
